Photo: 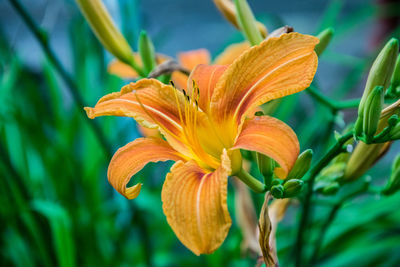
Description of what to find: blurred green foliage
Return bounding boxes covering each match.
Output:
[1,0,400,266]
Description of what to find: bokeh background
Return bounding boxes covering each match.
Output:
[1,0,400,266]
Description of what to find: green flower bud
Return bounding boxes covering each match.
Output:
[286,149,313,180]
[362,86,384,142]
[271,184,284,199]
[234,0,263,45]
[138,31,156,75]
[344,100,400,181]
[315,27,334,56]
[359,38,399,112]
[75,0,142,75]
[256,153,275,188]
[315,162,345,192]
[283,179,304,197]
[354,116,364,139]
[388,115,399,127]
[271,179,281,186]
[382,155,400,195]
[387,56,400,96]
[389,123,400,140]
[394,154,400,170]
[321,182,340,195]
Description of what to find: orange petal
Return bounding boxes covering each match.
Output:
[211,33,319,127]
[172,49,211,89]
[213,42,250,65]
[85,79,195,156]
[188,64,227,111]
[108,53,142,79]
[85,78,185,136]
[108,53,169,79]
[108,59,139,79]
[108,137,184,199]
[233,115,299,178]
[179,49,211,70]
[137,124,162,138]
[162,150,232,255]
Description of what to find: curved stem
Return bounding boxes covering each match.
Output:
[294,131,354,267]
[307,85,360,111]
[235,168,266,193]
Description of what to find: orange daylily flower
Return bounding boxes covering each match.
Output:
[109,42,251,138]
[85,32,318,255]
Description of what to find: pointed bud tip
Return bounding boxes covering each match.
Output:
[387,38,399,49]
[139,30,147,38]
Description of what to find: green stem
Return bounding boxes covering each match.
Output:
[234,0,263,45]
[307,85,360,111]
[9,0,113,159]
[294,131,354,267]
[335,98,362,110]
[235,168,266,193]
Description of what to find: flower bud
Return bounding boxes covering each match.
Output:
[362,86,384,142]
[283,179,304,197]
[234,0,263,45]
[314,162,345,194]
[286,149,313,180]
[321,182,340,195]
[256,153,275,188]
[354,116,364,137]
[343,142,390,181]
[314,27,334,56]
[271,184,284,199]
[75,0,136,67]
[390,123,400,140]
[344,100,400,181]
[271,179,281,186]
[394,154,400,170]
[387,56,400,97]
[382,155,400,195]
[359,38,399,112]
[138,31,156,75]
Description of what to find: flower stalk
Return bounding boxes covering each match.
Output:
[75,0,145,77]
[234,0,264,45]
[213,0,267,37]
[235,168,267,193]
